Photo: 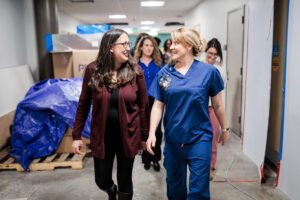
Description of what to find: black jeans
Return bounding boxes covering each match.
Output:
[142,96,163,164]
[93,121,135,194]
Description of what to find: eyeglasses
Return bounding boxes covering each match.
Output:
[207,52,218,57]
[114,41,132,48]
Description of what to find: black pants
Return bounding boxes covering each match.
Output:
[93,121,135,194]
[142,96,163,164]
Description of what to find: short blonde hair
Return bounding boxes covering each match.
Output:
[171,28,204,57]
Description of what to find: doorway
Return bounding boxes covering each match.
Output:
[226,6,245,136]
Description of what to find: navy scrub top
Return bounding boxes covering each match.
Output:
[138,59,161,93]
[149,60,224,146]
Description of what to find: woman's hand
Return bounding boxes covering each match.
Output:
[72,140,84,155]
[146,134,156,155]
[218,130,230,145]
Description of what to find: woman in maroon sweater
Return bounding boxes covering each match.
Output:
[72,29,149,200]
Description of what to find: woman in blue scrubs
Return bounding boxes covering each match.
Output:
[146,28,229,200]
[133,35,163,171]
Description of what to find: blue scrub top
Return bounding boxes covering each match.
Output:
[138,59,161,93]
[149,60,224,145]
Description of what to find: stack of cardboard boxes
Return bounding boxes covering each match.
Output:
[52,50,99,78]
[51,50,96,148]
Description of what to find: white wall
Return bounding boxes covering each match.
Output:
[58,12,85,34]
[0,66,34,116]
[0,0,36,115]
[23,0,38,81]
[185,0,246,68]
[0,0,26,67]
[278,0,300,199]
[0,0,38,81]
[242,0,273,174]
[185,0,274,177]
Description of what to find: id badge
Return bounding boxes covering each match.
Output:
[159,73,172,91]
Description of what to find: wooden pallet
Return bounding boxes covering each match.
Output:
[0,147,86,172]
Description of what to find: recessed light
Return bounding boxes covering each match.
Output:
[148,30,158,36]
[147,27,160,35]
[141,21,155,25]
[108,15,126,19]
[141,1,165,7]
[140,26,152,30]
[151,27,160,31]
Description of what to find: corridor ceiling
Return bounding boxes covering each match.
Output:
[58,0,203,33]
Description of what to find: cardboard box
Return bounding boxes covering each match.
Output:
[52,50,98,78]
[56,128,90,153]
[73,50,98,77]
[0,111,15,149]
[52,51,73,78]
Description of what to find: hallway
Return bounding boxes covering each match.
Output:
[0,134,289,200]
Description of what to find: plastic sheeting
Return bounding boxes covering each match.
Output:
[77,24,110,34]
[10,78,91,171]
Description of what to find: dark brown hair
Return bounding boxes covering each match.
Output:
[89,29,140,88]
[163,39,172,52]
[205,38,223,64]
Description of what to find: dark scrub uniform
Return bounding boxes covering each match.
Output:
[138,60,163,169]
[149,60,224,200]
[138,59,160,93]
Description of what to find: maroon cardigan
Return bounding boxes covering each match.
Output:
[72,62,150,159]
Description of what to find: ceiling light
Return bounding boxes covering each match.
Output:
[141,21,155,25]
[140,26,152,30]
[148,30,158,36]
[151,27,160,31]
[141,1,165,7]
[147,27,160,36]
[108,15,126,19]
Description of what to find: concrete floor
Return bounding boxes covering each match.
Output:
[0,134,290,200]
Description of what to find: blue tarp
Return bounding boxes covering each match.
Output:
[10,78,91,171]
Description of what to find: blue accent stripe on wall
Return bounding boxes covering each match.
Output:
[45,33,53,52]
[279,0,290,160]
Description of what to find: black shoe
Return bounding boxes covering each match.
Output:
[118,192,133,200]
[105,184,117,200]
[152,161,160,172]
[144,163,151,170]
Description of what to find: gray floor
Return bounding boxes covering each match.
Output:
[0,134,290,200]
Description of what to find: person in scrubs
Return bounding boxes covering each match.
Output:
[133,35,163,171]
[146,28,229,200]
